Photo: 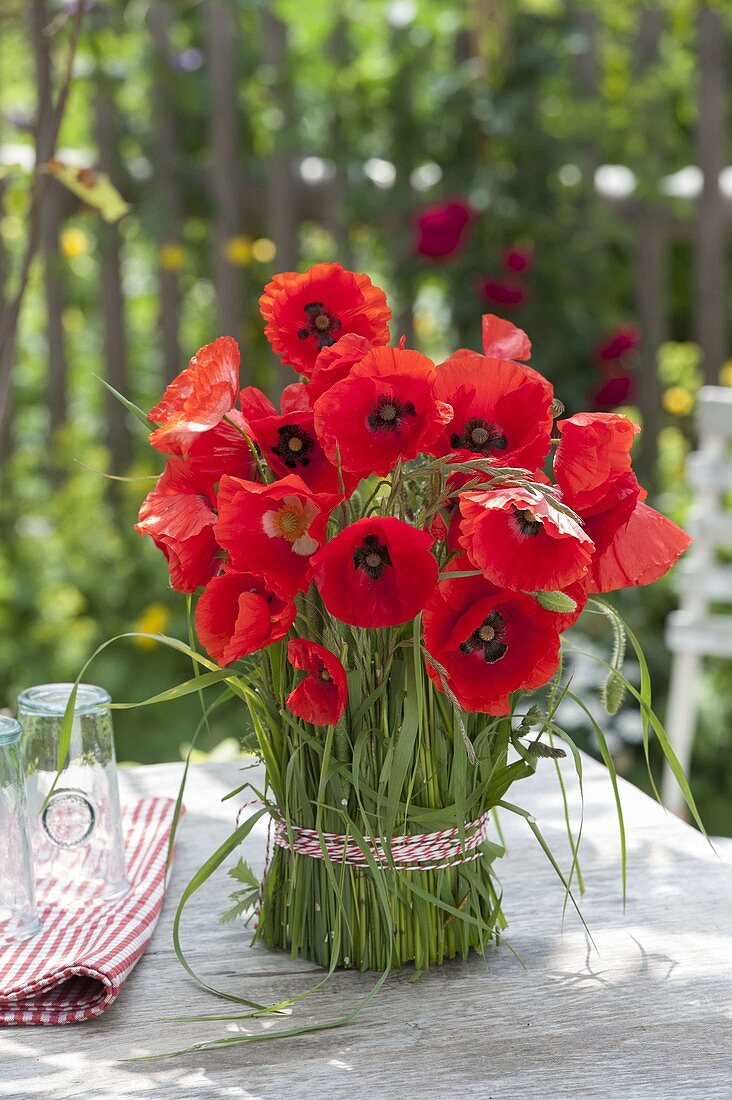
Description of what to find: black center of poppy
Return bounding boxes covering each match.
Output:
[459,611,508,663]
[318,667,332,683]
[511,505,543,537]
[271,424,315,469]
[297,301,342,350]
[451,417,507,455]
[367,393,417,434]
[353,534,393,580]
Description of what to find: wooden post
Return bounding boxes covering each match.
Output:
[95,66,131,474]
[323,20,351,265]
[207,1,245,348]
[263,9,297,393]
[693,6,727,385]
[31,0,68,439]
[148,0,183,383]
[633,9,666,486]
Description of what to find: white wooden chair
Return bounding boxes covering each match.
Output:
[663,386,732,815]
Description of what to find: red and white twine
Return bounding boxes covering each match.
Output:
[271,810,492,872]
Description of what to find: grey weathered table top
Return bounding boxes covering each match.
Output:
[2,756,731,1100]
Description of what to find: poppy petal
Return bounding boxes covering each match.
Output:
[588,502,691,593]
[481,314,532,361]
[149,336,240,455]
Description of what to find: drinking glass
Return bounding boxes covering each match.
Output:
[0,716,42,945]
[18,684,129,905]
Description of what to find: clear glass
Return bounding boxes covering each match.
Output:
[18,684,129,905]
[0,716,42,944]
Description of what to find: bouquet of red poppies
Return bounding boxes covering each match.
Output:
[133,262,695,984]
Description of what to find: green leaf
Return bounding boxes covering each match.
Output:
[46,160,129,222]
[220,858,260,923]
[95,376,151,429]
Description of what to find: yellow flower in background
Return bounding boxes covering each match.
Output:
[224,235,252,266]
[134,603,171,649]
[0,215,23,242]
[719,360,732,387]
[60,227,89,259]
[251,237,276,263]
[61,307,85,334]
[159,242,185,272]
[663,386,694,417]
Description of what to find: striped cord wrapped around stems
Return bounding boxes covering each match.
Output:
[271,810,492,872]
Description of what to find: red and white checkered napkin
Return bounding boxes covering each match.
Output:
[0,797,184,1026]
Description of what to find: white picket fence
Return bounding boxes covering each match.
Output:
[664,386,732,815]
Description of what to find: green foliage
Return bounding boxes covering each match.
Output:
[0,0,729,831]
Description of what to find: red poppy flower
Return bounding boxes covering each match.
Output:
[434,350,553,471]
[247,410,355,495]
[238,386,277,422]
[554,412,640,516]
[587,501,691,593]
[478,278,527,310]
[423,570,560,714]
[458,486,595,592]
[308,333,373,403]
[259,263,391,377]
[481,314,532,362]
[415,199,473,260]
[195,569,296,666]
[502,245,534,274]
[595,324,641,363]
[313,346,453,479]
[286,639,348,726]
[312,516,438,628]
[185,410,257,484]
[135,460,219,593]
[148,336,240,455]
[280,382,312,413]
[215,474,339,597]
[592,370,635,409]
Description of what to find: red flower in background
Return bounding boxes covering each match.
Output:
[185,410,257,484]
[423,569,560,714]
[215,474,339,597]
[259,263,391,377]
[148,336,239,455]
[478,278,527,310]
[308,333,373,403]
[458,486,595,592]
[554,412,639,515]
[415,199,473,260]
[587,501,691,593]
[434,350,553,471]
[503,245,534,274]
[135,460,219,593]
[481,314,532,362]
[595,324,641,363]
[591,370,635,410]
[313,516,438,628]
[313,346,453,479]
[286,639,348,726]
[195,569,295,666]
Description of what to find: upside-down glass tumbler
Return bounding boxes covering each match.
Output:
[18,684,129,905]
[0,716,42,945]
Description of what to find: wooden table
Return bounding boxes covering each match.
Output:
[2,756,731,1099]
